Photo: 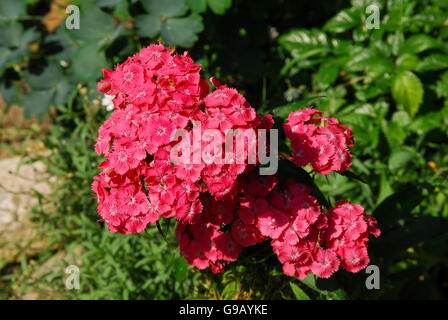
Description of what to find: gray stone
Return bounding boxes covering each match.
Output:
[0,157,51,262]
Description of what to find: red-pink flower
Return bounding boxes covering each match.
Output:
[284,108,354,174]
[310,248,340,278]
[92,44,379,280]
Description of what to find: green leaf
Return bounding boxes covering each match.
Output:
[338,170,367,184]
[20,27,40,47]
[299,274,348,300]
[69,3,116,45]
[141,0,188,17]
[345,47,392,74]
[279,29,329,53]
[388,147,415,171]
[0,0,26,18]
[54,78,73,106]
[0,47,11,73]
[187,0,207,13]
[409,105,448,134]
[72,44,108,82]
[391,70,424,118]
[434,71,448,98]
[323,8,360,33]
[416,54,448,72]
[0,21,23,47]
[207,0,232,15]
[290,282,310,300]
[391,110,411,127]
[0,80,20,104]
[24,88,56,119]
[314,60,339,89]
[161,14,203,47]
[24,62,63,90]
[377,171,393,205]
[400,34,441,55]
[172,257,189,282]
[396,53,419,70]
[135,15,161,38]
[94,0,124,7]
[44,28,77,62]
[221,281,239,300]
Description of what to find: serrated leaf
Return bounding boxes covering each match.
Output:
[24,62,63,90]
[314,61,339,89]
[400,34,441,55]
[345,47,391,74]
[279,29,329,52]
[172,257,189,282]
[72,44,108,82]
[434,71,448,98]
[187,0,207,13]
[0,80,20,104]
[161,15,203,47]
[323,8,361,33]
[24,88,56,119]
[221,281,239,300]
[54,78,73,106]
[0,0,26,18]
[0,21,23,47]
[338,170,367,184]
[207,0,232,15]
[94,0,124,7]
[0,47,11,73]
[290,282,310,300]
[69,3,116,44]
[141,0,188,17]
[20,27,40,47]
[416,54,448,72]
[378,171,393,205]
[299,274,347,300]
[43,28,77,62]
[388,148,415,171]
[391,70,423,118]
[135,14,161,38]
[396,53,419,70]
[409,105,448,134]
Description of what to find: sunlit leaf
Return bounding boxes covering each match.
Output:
[391,71,424,118]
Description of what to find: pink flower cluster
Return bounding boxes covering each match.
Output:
[92,44,270,234]
[284,108,354,174]
[176,174,380,278]
[92,44,380,280]
[273,196,380,279]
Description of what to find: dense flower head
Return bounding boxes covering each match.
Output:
[93,44,272,234]
[93,44,379,280]
[284,108,354,174]
[175,173,379,277]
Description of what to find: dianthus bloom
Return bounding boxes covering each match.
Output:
[92,44,270,233]
[92,44,379,279]
[284,108,354,174]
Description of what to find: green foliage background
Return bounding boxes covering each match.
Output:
[1,0,447,299]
